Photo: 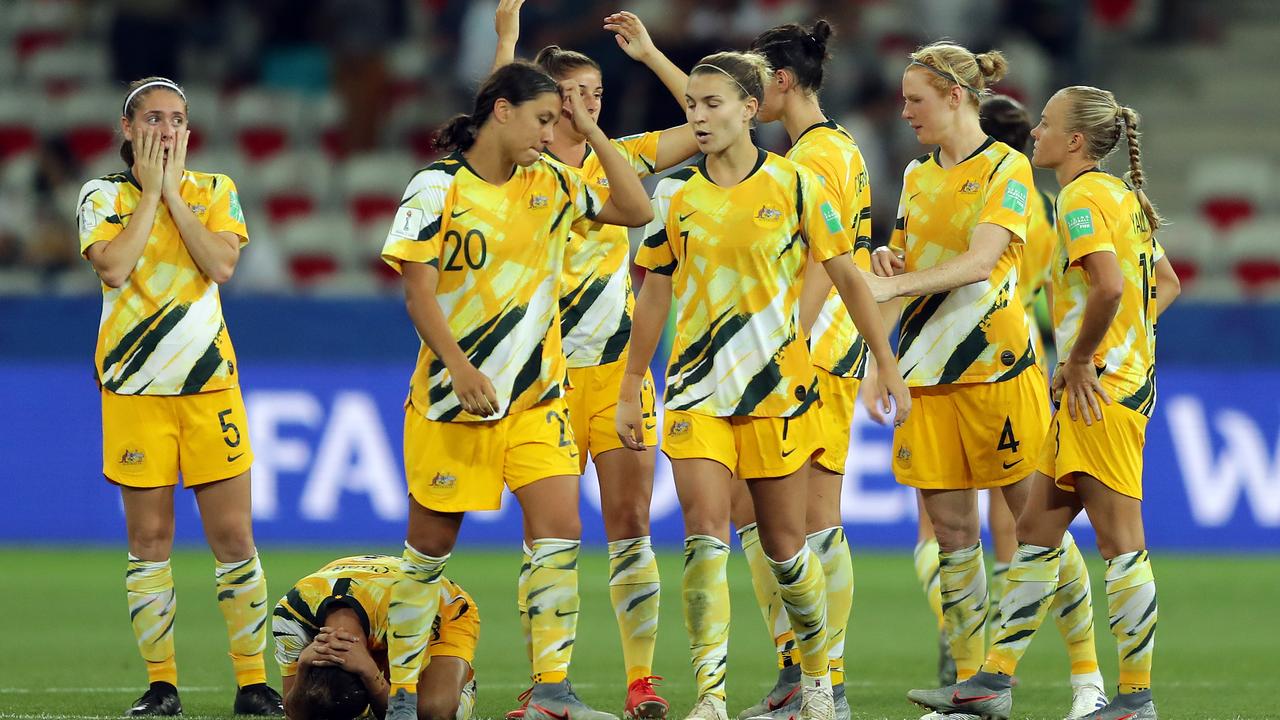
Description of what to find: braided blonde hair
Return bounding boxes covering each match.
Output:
[1058,86,1163,228]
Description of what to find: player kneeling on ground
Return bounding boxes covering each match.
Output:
[274,556,479,720]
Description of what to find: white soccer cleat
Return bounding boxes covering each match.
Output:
[1065,684,1109,720]
[684,695,729,720]
[799,683,834,720]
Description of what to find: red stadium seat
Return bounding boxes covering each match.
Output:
[264,194,315,223]
[288,254,339,284]
[1235,260,1280,293]
[65,125,115,163]
[1201,198,1255,231]
[238,128,288,161]
[350,195,399,224]
[0,125,37,159]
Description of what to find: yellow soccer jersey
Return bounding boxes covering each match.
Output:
[272,555,472,677]
[554,132,659,369]
[77,169,247,396]
[382,153,602,422]
[637,149,853,418]
[1051,171,1159,416]
[1019,189,1056,311]
[889,138,1037,387]
[787,121,873,378]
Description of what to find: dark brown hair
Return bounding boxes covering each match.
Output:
[749,19,833,92]
[533,45,600,79]
[435,62,559,152]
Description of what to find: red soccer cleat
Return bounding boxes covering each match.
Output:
[624,676,669,720]
[505,686,533,720]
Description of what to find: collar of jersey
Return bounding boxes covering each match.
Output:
[696,146,768,187]
[930,135,996,169]
[793,119,839,146]
[451,151,518,184]
[122,167,143,191]
[543,143,592,168]
[1064,166,1110,189]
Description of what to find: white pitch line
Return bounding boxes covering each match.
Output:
[0,686,225,694]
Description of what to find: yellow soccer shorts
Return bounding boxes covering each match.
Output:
[892,366,1049,490]
[101,387,254,488]
[814,370,860,475]
[429,583,480,664]
[662,407,823,480]
[403,398,581,512]
[565,358,659,472]
[1038,401,1149,500]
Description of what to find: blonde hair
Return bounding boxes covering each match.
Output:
[908,42,1007,107]
[691,51,771,108]
[1057,85,1163,228]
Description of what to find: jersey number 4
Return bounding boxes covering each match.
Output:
[997,417,1020,454]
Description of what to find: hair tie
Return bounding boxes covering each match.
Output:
[909,60,980,98]
[693,63,753,99]
[122,79,185,116]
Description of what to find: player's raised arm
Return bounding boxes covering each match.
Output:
[604,11,698,170]
[563,81,652,227]
[490,0,525,72]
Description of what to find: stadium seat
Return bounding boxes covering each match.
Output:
[253,151,334,223]
[0,87,43,159]
[1188,155,1274,231]
[1227,218,1280,298]
[278,213,357,286]
[341,152,417,224]
[51,89,119,163]
[1155,215,1219,290]
[25,43,108,93]
[229,90,305,161]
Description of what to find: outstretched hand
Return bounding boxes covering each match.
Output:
[604,11,658,63]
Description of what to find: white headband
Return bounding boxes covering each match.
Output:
[692,63,754,100]
[122,80,186,116]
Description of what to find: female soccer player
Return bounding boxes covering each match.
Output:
[716,20,871,720]
[907,94,1107,715]
[378,61,652,720]
[618,51,909,720]
[907,86,1179,720]
[491,6,697,717]
[274,555,479,720]
[77,77,280,717]
[862,44,1095,715]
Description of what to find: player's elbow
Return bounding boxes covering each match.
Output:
[99,269,127,289]
[1159,266,1182,304]
[968,255,998,285]
[1093,276,1124,306]
[622,203,654,228]
[209,263,236,285]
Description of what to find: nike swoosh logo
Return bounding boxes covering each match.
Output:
[782,449,796,458]
[951,691,998,705]
[1114,713,1138,720]
[532,705,571,720]
[451,209,470,218]
[768,687,799,710]
[1001,459,1023,470]
[227,453,245,462]
[678,211,696,222]
[643,422,656,431]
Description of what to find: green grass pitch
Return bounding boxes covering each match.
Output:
[1,547,1275,719]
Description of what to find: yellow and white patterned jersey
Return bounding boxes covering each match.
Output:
[272,555,472,677]
[636,149,853,418]
[889,138,1037,387]
[77,169,247,396]
[787,121,873,378]
[1019,189,1056,311]
[382,152,602,422]
[1051,170,1160,416]
[553,132,659,369]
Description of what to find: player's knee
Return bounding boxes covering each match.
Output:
[931,516,979,552]
[205,524,255,563]
[127,523,174,560]
[418,694,460,720]
[602,501,650,540]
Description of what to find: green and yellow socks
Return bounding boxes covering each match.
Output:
[388,543,449,695]
[683,535,731,699]
[608,537,661,683]
[127,556,178,687]
[214,553,269,687]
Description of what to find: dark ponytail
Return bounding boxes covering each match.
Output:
[119,76,187,166]
[749,19,833,92]
[979,94,1032,154]
[435,62,559,152]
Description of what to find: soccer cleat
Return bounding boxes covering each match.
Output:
[906,671,1013,720]
[506,686,534,720]
[1065,684,1109,720]
[1076,690,1156,720]
[125,682,182,716]
[799,682,834,720]
[458,677,478,720]
[625,676,669,720]
[918,713,979,720]
[832,683,851,720]
[387,688,418,720]
[684,695,729,720]
[737,664,801,720]
[233,683,284,716]
[524,680,620,720]
[937,631,957,687]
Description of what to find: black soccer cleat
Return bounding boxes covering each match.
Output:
[233,683,285,716]
[125,681,182,716]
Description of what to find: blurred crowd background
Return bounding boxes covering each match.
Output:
[0,0,1275,303]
